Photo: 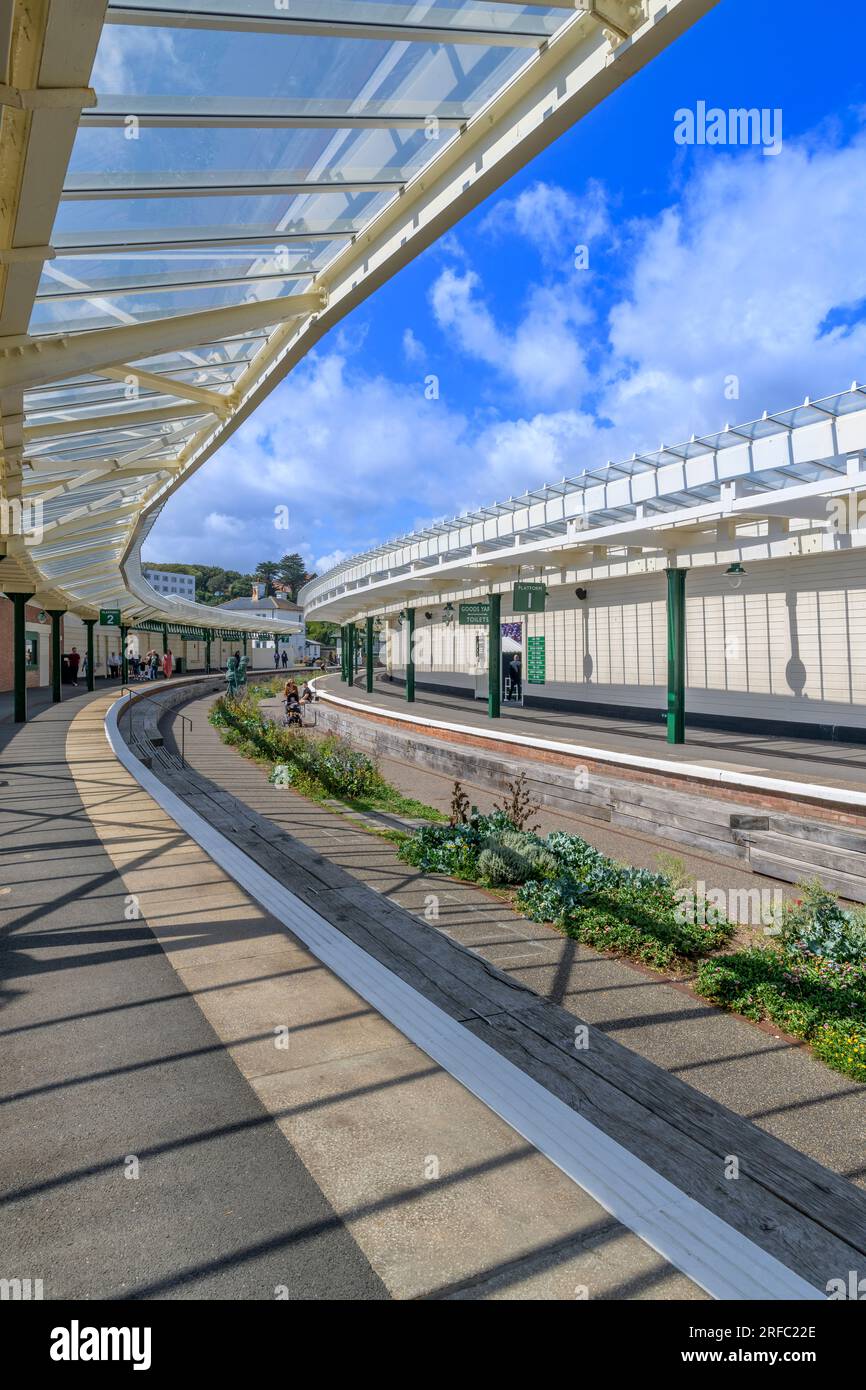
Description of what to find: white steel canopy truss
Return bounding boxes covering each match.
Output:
[0,0,717,629]
[300,384,866,621]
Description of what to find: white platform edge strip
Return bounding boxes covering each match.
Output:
[311,681,866,811]
[104,696,826,1302]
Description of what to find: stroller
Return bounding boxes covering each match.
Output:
[283,696,303,728]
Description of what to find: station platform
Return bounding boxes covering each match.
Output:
[323,674,866,798]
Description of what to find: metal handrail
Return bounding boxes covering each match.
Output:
[174,712,192,769]
[119,684,136,714]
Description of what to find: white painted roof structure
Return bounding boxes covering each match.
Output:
[300,384,866,620]
[0,0,717,634]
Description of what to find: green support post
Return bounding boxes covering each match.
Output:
[84,618,96,692]
[347,622,356,686]
[342,625,348,682]
[10,592,33,723]
[162,623,168,654]
[365,616,374,694]
[205,632,211,673]
[48,609,65,704]
[487,592,501,720]
[120,625,129,685]
[405,608,415,703]
[666,567,687,744]
[243,633,248,659]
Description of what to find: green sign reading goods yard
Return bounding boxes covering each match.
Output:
[459,601,491,625]
[527,635,546,683]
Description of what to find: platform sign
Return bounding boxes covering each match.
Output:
[527,635,546,683]
[99,608,122,627]
[459,601,490,625]
[512,582,547,613]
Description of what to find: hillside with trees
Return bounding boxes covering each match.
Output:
[145,553,317,605]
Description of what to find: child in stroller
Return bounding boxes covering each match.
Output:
[283,678,302,727]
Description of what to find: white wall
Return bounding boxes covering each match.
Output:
[384,551,866,730]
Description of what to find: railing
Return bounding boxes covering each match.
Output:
[175,712,192,769]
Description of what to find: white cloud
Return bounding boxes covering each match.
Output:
[402,327,427,364]
[148,124,866,574]
[203,512,243,536]
[429,268,591,407]
[601,131,866,447]
[91,27,187,93]
[314,548,352,574]
[481,178,610,265]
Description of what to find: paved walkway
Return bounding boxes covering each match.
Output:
[328,674,866,794]
[0,688,388,1299]
[0,687,705,1299]
[163,691,866,1193]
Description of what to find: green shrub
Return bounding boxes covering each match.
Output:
[210,694,384,800]
[781,879,866,966]
[399,816,732,966]
[695,946,866,1082]
[477,844,534,886]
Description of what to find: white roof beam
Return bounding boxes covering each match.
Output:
[98,365,233,414]
[53,230,354,255]
[0,291,325,391]
[35,269,312,298]
[81,106,469,132]
[60,177,404,201]
[25,401,210,441]
[103,6,544,48]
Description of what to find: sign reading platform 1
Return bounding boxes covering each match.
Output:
[459,601,491,625]
[527,635,546,683]
[99,609,122,627]
[512,582,547,613]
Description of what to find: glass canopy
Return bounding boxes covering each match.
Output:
[8,1,579,621]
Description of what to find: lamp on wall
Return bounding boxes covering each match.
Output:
[443,602,455,626]
[725,562,747,590]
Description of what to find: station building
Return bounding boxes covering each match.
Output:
[301,384,866,744]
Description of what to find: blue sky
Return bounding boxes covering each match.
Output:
[145,0,866,578]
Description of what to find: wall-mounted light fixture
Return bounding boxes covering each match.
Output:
[575,587,587,601]
[725,562,746,590]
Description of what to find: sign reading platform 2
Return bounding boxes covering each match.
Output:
[99,609,122,627]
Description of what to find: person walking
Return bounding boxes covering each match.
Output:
[162,648,173,680]
[281,649,288,669]
[68,647,81,687]
[149,649,159,681]
[273,646,280,669]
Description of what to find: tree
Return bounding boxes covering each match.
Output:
[306,620,337,645]
[276,553,309,600]
[254,560,280,595]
